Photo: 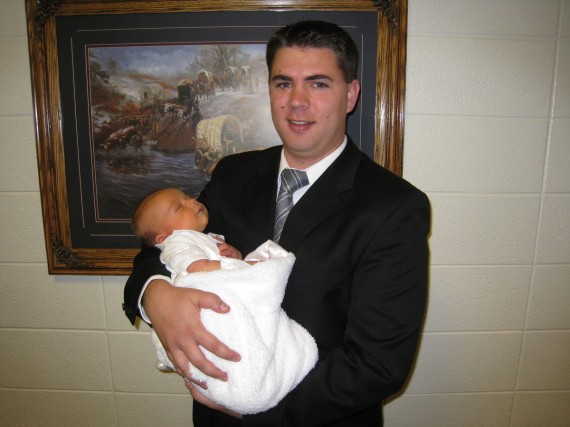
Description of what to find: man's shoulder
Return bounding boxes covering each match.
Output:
[352,153,427,204]
[340,139,422,195]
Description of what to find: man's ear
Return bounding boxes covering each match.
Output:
[346,79,360,113]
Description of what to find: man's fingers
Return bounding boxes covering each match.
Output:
[198,291,232,314]
[193,318,241,363]
[165,337,228,383]
[148,287,240,383]
[188,343,229,382]
[163,324,239,381]
[192,292,241,362]
[185,329,241,379]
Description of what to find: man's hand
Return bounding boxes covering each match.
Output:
[143,279,241,382]
[185,378,243,419]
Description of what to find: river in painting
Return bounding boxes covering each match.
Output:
[94,146,209,220]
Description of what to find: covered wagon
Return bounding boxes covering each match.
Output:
[194,115,244,175]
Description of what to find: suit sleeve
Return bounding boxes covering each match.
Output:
[122,245,169,325]
[243,190,431,426]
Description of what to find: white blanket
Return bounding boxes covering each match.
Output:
[151,240,318,414]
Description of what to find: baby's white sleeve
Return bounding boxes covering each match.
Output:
[159,231,213,275]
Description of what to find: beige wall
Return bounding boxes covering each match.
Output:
[1,0,568,425]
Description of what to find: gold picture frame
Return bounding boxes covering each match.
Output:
[26,0,407,275]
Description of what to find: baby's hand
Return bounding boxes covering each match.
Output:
[217,242,242,260]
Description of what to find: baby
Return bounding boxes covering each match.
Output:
[132,188,318,414]
[132,187,251,274]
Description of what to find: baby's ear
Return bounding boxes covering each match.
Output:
[155,233,167,244]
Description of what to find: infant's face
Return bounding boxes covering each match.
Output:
[150,189,209,239]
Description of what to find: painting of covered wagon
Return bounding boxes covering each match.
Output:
[194,114,243,175]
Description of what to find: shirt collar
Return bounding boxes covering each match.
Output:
[278,136,347,186]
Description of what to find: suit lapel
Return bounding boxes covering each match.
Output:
[244,147,281,247]
[279,141,362,251]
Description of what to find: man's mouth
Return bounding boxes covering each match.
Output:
[289,120,314,125]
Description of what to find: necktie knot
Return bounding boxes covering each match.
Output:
[279,168,309,196]
[273,168,309,242]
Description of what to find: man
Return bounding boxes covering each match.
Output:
[123,20,430,426]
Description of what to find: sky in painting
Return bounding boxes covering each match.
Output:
[90,43,266,78]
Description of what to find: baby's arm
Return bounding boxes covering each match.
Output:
[187,259,222,273]
[187,252,257,273]
[178,238,257,274]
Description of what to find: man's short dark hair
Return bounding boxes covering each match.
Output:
[266,20,359,83]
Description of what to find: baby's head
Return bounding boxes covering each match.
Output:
[132,188,209,247]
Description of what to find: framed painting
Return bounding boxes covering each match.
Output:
[26,0,408,275]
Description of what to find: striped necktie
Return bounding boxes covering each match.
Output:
[273,168,309,243]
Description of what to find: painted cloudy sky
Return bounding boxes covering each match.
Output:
[89,43,266,77]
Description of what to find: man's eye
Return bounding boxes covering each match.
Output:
[313,82,328,88]
[276,82,291,89]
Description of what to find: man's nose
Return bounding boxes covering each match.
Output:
[288,86,309,109]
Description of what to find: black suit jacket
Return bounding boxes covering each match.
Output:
[124,140,430,427]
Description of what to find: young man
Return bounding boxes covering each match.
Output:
[124,20,430,426]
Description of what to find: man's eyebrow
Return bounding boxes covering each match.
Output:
[271,74,333,82]
[306,74,332,81]
[271,74,292,82]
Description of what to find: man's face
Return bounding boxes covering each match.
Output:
[269,46,360,169]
